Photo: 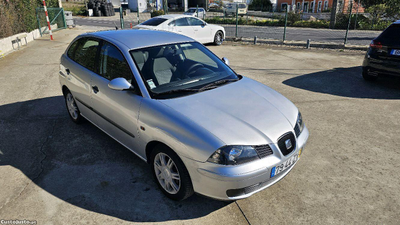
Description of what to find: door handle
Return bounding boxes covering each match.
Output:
[66,68,70,75]
[92,85,99,94]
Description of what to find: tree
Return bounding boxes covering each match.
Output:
[249,0,272,11]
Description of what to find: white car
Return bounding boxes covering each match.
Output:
[183,7,206,19]
[135,14,225,45]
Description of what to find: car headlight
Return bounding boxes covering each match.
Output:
[296,112,305,133]
[207,146,259,165]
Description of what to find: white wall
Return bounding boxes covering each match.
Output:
[128,0,147,12]
[0,24,58,57]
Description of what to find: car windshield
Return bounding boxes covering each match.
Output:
[187,9,196,13]
[140,18,168,26]
[130,42,238,98]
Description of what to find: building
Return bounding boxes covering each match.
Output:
[276,0,364,13]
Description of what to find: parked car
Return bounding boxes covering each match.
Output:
[60,29,309,201]
[135,15,225,45]
[362,20,400,81]
[224,3,247,16]
[183,7,206,18]
[208,3,220,9]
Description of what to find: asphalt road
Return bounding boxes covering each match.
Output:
[1,27,400,224]
[73,16,381,46]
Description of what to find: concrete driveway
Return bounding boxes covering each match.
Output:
[0,27,399,224]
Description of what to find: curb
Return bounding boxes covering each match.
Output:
[225,37,369,51]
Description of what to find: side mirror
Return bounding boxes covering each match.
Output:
[222,57,229,65]
[108,78,133,91]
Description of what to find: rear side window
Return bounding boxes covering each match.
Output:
[67,40,79,60]
[175,18,190,26]
[72,38,100,72]
[140,18,167,26]
[99,42,132,82]
[377,24,400,41]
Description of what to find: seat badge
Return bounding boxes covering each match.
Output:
[285,139,292,149]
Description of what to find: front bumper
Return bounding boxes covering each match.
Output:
[181,126,309,200]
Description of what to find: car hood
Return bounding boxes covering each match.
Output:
[159,77,298,146]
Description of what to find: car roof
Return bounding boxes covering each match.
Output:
[155,14,193,19]
[394,20,400,24]
[82,29,194,50]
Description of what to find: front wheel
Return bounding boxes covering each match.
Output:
[151,145,194,201]
[214,31,224,46]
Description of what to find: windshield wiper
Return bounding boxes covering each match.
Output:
[198,78,239,92]
[153,88,199,96]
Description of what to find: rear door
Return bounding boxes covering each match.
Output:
[61,37,100,122]
[90,41,143,153]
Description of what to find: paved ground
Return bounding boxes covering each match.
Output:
[0,27,400,224]
[73,15,381,46]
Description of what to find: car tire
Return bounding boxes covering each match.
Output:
[150,144,194,201]
[64,90,84,124]
[214,31,224,46]
[362,67,378,81]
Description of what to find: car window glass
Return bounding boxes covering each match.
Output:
[99,42,132,82]
[199,9,204,12]
[377,24,400,41]
[140,18,168,26]
[130,42,235,97]
[74,38,100,72]
[67,40,80,60]
[183,47,217,68]
[188,17,204,26]
[168,20,175,26]
[175,18,190,26]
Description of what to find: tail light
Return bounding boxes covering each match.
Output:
[370,40,382,49]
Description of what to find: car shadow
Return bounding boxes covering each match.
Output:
[282,66,400,99]
[0,96,229,222]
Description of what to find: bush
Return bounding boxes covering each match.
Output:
[293,20,329,28]
[286,12,301,25]
[151,10,165,17]
[64,5,86,16]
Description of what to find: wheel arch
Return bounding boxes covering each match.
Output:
[62,85,70,97]
[145,140,174,164]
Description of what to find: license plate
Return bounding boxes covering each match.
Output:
[270,154,298,178]
[390,49,400,56]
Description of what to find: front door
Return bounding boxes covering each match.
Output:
[90,41,143,155]
[173,17,195,39]
[187,17,211,43]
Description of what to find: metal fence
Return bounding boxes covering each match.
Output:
[36,7,67,36]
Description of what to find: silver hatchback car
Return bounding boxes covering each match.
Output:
[59,29,309,201]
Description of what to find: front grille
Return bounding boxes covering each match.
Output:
[277,132,296,156]
[294,124,301,137]
[254,144,273,158]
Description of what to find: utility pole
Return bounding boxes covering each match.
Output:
[329,0,338,29]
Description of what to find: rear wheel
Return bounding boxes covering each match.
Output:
[64,90,83,124]
[214,31,224,46]
[151,145,194,201]
[362,67,378,81]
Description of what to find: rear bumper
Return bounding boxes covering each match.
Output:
[181,126,309,200]
[363,53,400,77]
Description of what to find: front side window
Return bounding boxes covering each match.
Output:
[73,38,100,72]
[130,42,238,98]
[99,42,132,82]
[175,18,190,26]
[188,17,204,26]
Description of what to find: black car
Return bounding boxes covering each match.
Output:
[362,21,400,81]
